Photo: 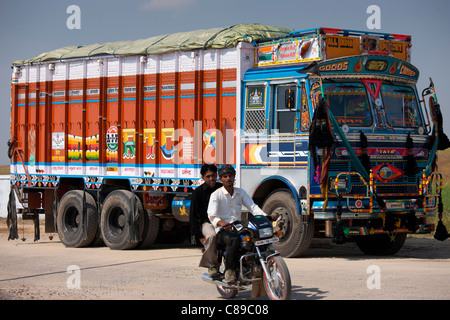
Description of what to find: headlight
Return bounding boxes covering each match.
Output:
[329,176,348,192]
[258,227,273,239]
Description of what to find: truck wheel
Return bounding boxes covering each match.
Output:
[101,190,144,250]
[136,209,160,249]
[262,189,314,258]
[57,190,98,248]
[356,233,407,255]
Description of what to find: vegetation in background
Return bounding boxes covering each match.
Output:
[0,165,9,175]
[433,149,450,227]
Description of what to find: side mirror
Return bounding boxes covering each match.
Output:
[421,77,436,134]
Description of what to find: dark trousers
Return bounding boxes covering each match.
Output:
[217,230,240,271]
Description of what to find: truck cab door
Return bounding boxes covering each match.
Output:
[241,80,310,168]
[268,81,300,165]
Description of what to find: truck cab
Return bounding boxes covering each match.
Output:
[240,28,447,257]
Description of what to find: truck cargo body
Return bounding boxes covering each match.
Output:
[11,47,245,185]
[9,25,446,256]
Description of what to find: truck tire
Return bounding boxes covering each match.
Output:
[262,189,314,258]
[101,190,144,250]
[57,190,98,248]
[356,233,407,255]
[136,209,160,249]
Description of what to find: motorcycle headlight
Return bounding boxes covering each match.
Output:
[258,227,273,239]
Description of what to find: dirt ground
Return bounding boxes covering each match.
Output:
[0,218,449,301]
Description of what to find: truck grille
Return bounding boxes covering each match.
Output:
[329,159,422,196]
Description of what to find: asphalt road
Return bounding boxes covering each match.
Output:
[0,223,449,301]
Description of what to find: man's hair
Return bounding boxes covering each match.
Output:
[200,163,218,177]
[218,164,236,178]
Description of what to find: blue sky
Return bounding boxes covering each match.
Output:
[1,0,449,165]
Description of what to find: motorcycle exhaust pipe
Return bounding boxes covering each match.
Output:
[201,273,237,289]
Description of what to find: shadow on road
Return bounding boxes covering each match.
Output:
[299,237,450,260]
[8,234,450,260]
[215,285,328,300]
[290,285,328,300]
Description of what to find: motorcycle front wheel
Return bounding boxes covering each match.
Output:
[263,255,291,300]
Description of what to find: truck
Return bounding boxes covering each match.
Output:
[8,24,448,256]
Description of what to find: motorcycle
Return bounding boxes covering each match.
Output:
[202,215,291,300]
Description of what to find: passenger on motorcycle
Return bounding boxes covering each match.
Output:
[189,163,222,279]
[207,164,275,283]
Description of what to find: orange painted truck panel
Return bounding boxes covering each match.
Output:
[10,48,243,190]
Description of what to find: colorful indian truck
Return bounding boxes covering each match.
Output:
[8,24,448,256]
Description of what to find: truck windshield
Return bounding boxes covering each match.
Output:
[322,82,372,126]
[381,84,422,128]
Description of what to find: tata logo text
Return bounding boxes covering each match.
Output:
[376,148,396,155]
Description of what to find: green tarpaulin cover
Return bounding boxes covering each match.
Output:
[13,24,292,65]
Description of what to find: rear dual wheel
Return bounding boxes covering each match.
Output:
[57,190,98,248]
[100,190,159,250]
[101,190,145,250]
[136,208,160,249]
[58,189,159,250]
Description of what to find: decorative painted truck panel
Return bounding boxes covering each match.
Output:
[10,48,248,190]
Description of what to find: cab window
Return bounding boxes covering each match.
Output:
[274,84,297,134]
[243,85,266,135]
[322,82,373,126]
[381,85,422,128]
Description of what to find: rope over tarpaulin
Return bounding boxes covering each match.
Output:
[12,24,292,65]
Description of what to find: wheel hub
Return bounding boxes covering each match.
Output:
[272,207,289,239]
[117,214,126,228]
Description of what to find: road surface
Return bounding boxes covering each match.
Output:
[0,220,449,300]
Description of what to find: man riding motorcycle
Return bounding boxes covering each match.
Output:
[207,165,276,283]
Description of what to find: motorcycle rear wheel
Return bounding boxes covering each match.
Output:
[216,260,238,299]
[216,284,238,299]
[263,255,291,300]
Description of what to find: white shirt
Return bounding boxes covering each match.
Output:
[207,186,266,233]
